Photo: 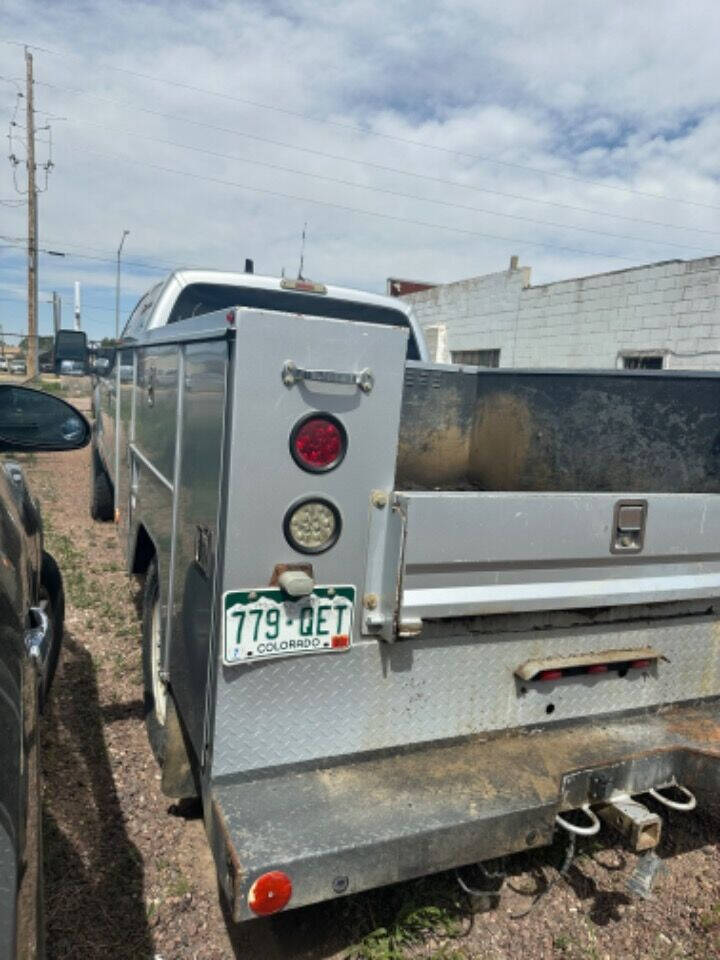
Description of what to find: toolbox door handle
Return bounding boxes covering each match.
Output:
[611,500,647,554]
[282,360,374,394]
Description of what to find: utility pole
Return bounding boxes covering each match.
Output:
[74,281,82,331]
[52,292,61,334]
[25,48,38,379]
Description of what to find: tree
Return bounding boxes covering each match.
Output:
[18,335,54,353]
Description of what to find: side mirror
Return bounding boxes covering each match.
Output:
[91,352,114,376]
[54,330,88,375]
[0,385,91,452]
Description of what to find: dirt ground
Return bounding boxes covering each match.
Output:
[21,405,720,959]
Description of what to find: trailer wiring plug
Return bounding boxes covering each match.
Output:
[509,829,577,920]
[455,829,578,920]
[455,857,507,912]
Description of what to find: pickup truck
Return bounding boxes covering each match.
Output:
[92,266,720,922]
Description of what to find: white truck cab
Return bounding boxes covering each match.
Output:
[121,268,428,360]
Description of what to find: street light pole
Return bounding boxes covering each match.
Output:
[115,229,130,340]
[113,228,129,523]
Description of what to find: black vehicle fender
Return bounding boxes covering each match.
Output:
[130,522,157,577]
[39,551,64,709]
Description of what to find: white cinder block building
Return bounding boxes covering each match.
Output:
[396,254,720,370]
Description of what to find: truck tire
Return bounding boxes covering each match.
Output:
[90,444,114,522]
[142,559,168,765]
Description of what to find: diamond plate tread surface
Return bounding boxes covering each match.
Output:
[213,614,720,777]
[213,701,720,915]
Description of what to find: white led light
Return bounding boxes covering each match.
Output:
[286,500,339,553]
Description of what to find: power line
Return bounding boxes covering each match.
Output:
[41,80,720,237]
[0,235,170,270]
[64,118,714,256]
[64,147,646,262]
[7,36,720,210]
[0,293,117,311]
[2,136,694,264]
[1,230,166,259]
[0,75,22,92]
[41,236,173,269]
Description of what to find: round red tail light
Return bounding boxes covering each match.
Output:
[290,414,346,472]
[248,870,293,915]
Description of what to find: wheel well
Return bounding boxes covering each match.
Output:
[131,524,156,575]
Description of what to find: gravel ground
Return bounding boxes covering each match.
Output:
[24,429,720,960]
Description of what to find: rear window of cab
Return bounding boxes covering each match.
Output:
[166,283,420,359]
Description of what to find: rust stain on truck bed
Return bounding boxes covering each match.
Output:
[468,392,535,490]
[396,366,720,493]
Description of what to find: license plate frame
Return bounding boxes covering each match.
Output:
[222,585,355,666]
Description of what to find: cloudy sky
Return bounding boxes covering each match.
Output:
[2,0,720,341]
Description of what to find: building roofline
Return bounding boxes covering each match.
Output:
[402,252,720,299]
[528,257,690,291]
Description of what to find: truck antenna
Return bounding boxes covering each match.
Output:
[297,222,308,280]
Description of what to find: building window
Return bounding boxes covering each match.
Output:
[451,349,500,367]
[620,352,665,370]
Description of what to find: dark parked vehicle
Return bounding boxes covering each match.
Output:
[0,385,90,958]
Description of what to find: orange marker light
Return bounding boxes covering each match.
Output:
[248,871,292,916]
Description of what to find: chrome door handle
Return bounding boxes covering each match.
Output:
[281,360,374,393]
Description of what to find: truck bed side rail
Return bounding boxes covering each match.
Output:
[373,490,720,627]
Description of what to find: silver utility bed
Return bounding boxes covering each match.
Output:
[102,306,720,921]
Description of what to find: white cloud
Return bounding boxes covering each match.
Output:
[1,0,720,340]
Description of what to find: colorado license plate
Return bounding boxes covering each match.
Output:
[222,586,355,665]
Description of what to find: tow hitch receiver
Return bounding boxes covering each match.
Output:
[598,796,661,851]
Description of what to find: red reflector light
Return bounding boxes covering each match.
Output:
[331,634,349,649]
[248,871,292,916]
[280,278,328,294]
[587,664,609,674]
[630,659,652,670]
[291,414,346,472]
[537,669,563,681]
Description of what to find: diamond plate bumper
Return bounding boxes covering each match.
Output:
[208,700,720,922]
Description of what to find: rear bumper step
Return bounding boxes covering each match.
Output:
[209,700,720,921]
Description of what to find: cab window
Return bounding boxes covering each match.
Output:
[122,283,163,341]
[166,283,420,359]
